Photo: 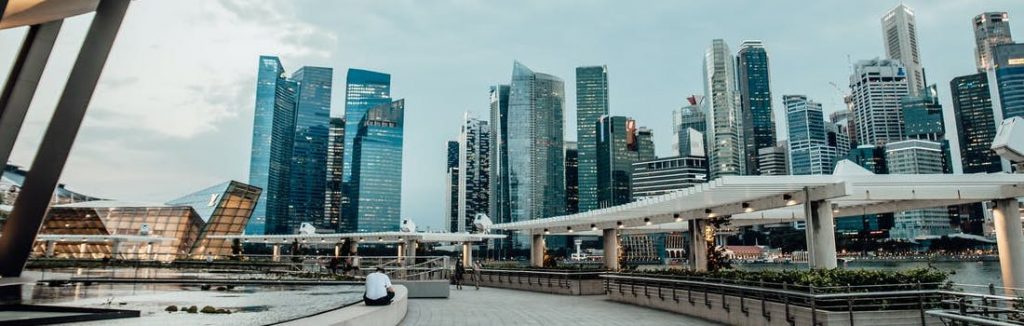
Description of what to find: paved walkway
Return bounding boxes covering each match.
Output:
[400,286,720,326]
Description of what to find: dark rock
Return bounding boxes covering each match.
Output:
[165,305,178,312]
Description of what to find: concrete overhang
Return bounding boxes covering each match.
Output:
[1,0,100,30]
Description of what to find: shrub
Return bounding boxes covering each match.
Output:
[626,268,949,292]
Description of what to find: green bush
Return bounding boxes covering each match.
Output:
[627,268,949,292]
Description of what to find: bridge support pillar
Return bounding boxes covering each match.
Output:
[531,234,545,267]
[44,241,55,258]
[334,244,340,257]
[397,243,405,259]
[272,244,280,262]
[350,242,359,267]
[110,239,121,258]
[804,199,837,269]
[688,219,707,271]
[462,242,473,267]
[603,229,619,271]
[994,198,1024,291]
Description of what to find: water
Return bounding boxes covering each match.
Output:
[736,260,1004,287]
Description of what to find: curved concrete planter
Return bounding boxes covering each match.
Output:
[279,285,408,326]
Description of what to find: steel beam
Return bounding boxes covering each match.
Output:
[0,0,130,277]
[0,20,63,167]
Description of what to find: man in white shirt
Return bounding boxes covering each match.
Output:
[363,267,395,306]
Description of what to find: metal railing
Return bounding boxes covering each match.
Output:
[475,269,606,295]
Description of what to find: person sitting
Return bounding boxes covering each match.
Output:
[363,267,395,306]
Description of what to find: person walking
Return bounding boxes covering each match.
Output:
[454,263,465,290]
[471,260,482,290]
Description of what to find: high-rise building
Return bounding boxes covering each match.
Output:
[850,58,910,146]
[564,141,579,215]
[992,43,1024,119]
[597,115,638,208]
[487,84,513,255]
[830,108,857,148]
[349,99,405,232]
[950,73,1004,174]
[901,85,945,141]
[846,145,889,174]
[575,66,609,213]
[974,12,1013,71]
[637,127,656,161]
[886,139,958,240]
[757,145,788,176]
[325,117,345,231]
[507,61,565,231]
[703,39,744,179]
[445,140,460,233]
[785,95,834,175]
[631,156,708,199]
[737,40,776,175]
[456,115,490,233]
[882,4,926,94]
[673,96,707,157]
[280,66,333,234]
[247,56,295,235]
[826,122,851,160]
[342,69,391,230]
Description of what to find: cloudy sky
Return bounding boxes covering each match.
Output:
[0,0,1019,230]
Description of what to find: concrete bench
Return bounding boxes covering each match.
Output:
[279,285,408,326]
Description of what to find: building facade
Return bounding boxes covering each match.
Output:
[565,141,579,215]
[575,66,609,213]
[487,85,514,255]
[974,12,1013,71]
[637,127,656,162]
[737,41,776,175]
[785,95,834,175]
[445,140,460,233]
[631,156,708,199]
[901,85,945,141]
[882,4,926,94]
[349,100,405,232]
[757,145,788,176]
[885,140,958,240]
[597,115,639,207]
[325,117,345,231]
[850,58,910,146]
[673,96,707,157]
[950,73,1004,174]
[992,43,1024,119]
[247,56,296,235]
[279,66,332,234]
[846,145,889,174]
[456,115,490,233]
[703,39,744,179]
[342,69,392,230]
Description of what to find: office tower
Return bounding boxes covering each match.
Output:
[575,66,609,213]
[631,156,708,199]
[882,4,926,93]
[886,140,958,240]
[637,127,656,161]
[350,99,405,232]
[507,62,566,224]
[565,141,579,214]
[830,108,857,148]
[703,39,744,178]
[826,123,851,160]
[247,56,295,235]
[673,96,707,157]
[487,85,513,255]
[846,145,889,174]
[950,73,1004,173]
[737,41,776,175]
[277,66,333,234]
[992,43,1024,119]
[757,146,788,176]
[785,95,834,175]
[445,140,460,233]
[850,58,910,146]
[974,12,1013,71]
[325,117,345,231]
[342,69,391,231]
[902,85,945,141]
[597,115,639,207]
[456,115,491,233]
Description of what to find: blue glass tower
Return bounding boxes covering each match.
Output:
[951,73,1003,174]
[350,99,405,232]
[342,69,391,231]
[247,56,296,235]
[785,95,834,175]
[575,66,609,212]
[993,43,1024,119]
[737,41,776,175]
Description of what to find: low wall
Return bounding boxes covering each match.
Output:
[279,285,408,326]
[394,280,449,298]
[605,283,942,326]
[475,270,605,296]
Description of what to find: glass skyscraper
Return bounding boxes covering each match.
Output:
[445,140,460,233]
[455,115,490,233]
[488,85,513,256]
[950,73,1003,174]
[342,69,391,231]
[325,117,345,231]
[277,66,332,234]
[882,4,926,94]
[507,62,565,235]
[992,43,1024,119]
[350,99,405,232]
[575,66,609,213]
[703,39,744,179]
[850,58,910,146]
[673,96,706,158]
[974,12,1013,72]
[737,41,776,175]
[901,85,944,141]
[597,115,638,208]
[886,140,957,240]
[785,95,834,175]
[564,141,579,215]
[248,56,296,235]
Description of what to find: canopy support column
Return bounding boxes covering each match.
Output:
[272,244,280,262]
[461,242,472,267]
[805,199,837,269]
[603,229,619,271]
[530,234,545,267]
[688,219,708,271]
[994,198,1024,292]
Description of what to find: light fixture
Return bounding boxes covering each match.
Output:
[705,208,715,218]
[590,224,598,231]
[398,237,404,242]
[544,228,550,235]
[742,202,753,213]
[674,213,682,222]
[783,194,796,206]
[567,226,574,233]
[831,203,840,214]
[617,221,624,229]
[358,237,365,242]
[378,237,383,242]
[644,217,652,226]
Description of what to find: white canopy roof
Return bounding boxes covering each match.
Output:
[208,231,506,244]
[491,174,1024,234]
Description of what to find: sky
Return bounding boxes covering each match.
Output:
[0,0,1020,231]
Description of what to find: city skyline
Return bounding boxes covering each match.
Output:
[0,1,1020,230]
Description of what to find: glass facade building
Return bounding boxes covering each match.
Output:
[165,181,262,258]
[993,43,1024,119]
[282,66,333,234]
[445,140,460,233]
[450,115,490,233]
[703,40,744,178]
[630,156,708,199]
[785,95,834,175]
[343,69,392,230]
[597,115,638,207]
[564,141,579,214]
[349,99,405,232]
[882,4,926,94]
[974,12,1013,72]
[247,56,295,235]
[950,73,1004,174]
[850,58,910,146]
[737,41,776,175]
[673,97,707,158]
[885,140,958,240]
[488,85,514,256]
[325,117,345,231]
[575,66,609,213]
[901,85,945,141]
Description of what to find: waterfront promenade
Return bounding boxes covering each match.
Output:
[401,286,719,326]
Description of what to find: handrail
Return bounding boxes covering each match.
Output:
[477,268,606,277]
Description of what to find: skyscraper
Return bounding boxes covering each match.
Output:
[673,96,707,157]
[631,156,707,199]
[349,99,405,232]
[785,95,834,175]
[850,58,910,146]
[901,85,945,141]
[575,66,609,213]
[757,145,788,176]
[456,115,490,233]
[974,12,1013,72]
[281,66,332,234]
[992,43,1024,119]
[564,141,579,215]
[597,115,638,207]
[950,73,1004,174]
[737,40,776,175]
[886,139,958,240]
[342,69,391,230]
[487,85,513,255]
[445,140,460,233]
[247,56,295,235]
[882,4,926,94]
[846,145,889,174]
[325,117,345,231]
[507,61,565,234]
[703,40,744,179]
[637,127,656,161]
